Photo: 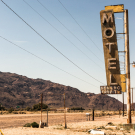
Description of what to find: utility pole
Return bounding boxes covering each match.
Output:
[41,93,43,123]
[124,9,131,124]
[64,93,67,128]
[92,109,94,121]
[47,108,48,127]
[44,93,48,127]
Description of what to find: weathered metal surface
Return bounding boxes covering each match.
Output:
[100,10,121,89]
[105,4,124,13]
[124,10,131,124]
[121,74,126,92]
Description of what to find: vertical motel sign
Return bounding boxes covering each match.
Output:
[100,10,121,94]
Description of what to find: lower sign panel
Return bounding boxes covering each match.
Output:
[100,86,121,94]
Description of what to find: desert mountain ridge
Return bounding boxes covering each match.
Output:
[0,71,124,110]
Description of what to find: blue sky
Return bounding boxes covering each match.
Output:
[0,0,135,103]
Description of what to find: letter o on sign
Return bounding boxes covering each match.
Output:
[104,28,114,38]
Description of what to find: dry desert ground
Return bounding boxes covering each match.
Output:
[0,112,135,135]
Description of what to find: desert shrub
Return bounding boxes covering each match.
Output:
[14,109,19,111]
[0,106,5,111]
[107,113,111,116]
[107,122,114,126]
[79,110,84,112]
[23,123,31,127]
[101,111,105,116]
[19,108,24,111]
[118,123,123,128]
[112,111,117,115]
[8,107,14,113]
[95,113,101,117]
[23,122,39,128]
[98,126,105,129]
[124,126,130,132]
[25,106,31,111]
[31,122,39,128]
[70,107,85,110]
[32,103,48,111]
[67,110,70,113]
[12,111,18,114]
[18,111,26,114]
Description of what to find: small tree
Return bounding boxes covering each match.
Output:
[32,103,48,111]
[25,106,31,111]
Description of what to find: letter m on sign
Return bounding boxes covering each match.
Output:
[102,13,113,23]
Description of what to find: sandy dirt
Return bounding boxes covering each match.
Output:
[0,112,135,135]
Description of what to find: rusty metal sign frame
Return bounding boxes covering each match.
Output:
[105,4,124,13]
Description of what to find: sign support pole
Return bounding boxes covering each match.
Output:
[124,9,131,124]
[132,88,133,111]
[123,92,124,116]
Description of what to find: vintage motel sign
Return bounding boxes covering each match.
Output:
[100,10,121,94]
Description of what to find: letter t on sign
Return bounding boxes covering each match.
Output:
[105,43,115,54]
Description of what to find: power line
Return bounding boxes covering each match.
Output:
[1,0,105,85]
[0,35,98,88]
[23,0,104,71]
[36,0,104,63]
[57,0,103,54]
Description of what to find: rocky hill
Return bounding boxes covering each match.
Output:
[0,72,123,110]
